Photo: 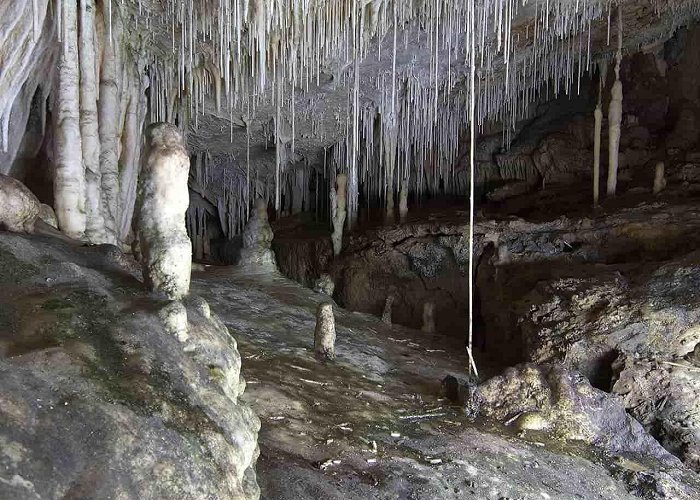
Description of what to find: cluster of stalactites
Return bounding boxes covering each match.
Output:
[129,0,700,231]
[135,0,619,203]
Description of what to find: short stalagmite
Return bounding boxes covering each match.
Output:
[653,161,666,195]
[133,123,192,300]
[240,197,276,269]
[331,174,347,256]
[314,302,336,360]
[422,301,436,333]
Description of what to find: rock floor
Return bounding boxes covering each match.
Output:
[193,266,700,500]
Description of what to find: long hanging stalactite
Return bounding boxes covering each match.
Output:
[53,0,87,240]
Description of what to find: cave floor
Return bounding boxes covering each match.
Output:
[192,266,671,500]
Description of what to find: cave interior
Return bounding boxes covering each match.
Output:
[2,1,700,499]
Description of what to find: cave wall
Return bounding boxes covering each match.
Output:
[471,24,700,195]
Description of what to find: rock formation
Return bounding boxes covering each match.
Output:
[654,161,667,194]
[330,174,347,256]
[0,231,260,500]
[474,363,680,464]
[133,123,192,300]
[0,173,41,233]
[240,197,276,269]
[0,174,73,241]
[314,302,336,360]
[313,273,335,296]
[382,294,395,325]
[607,9,624,197]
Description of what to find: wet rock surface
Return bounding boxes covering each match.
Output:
[0,233,260,499]
[191,263,700,500]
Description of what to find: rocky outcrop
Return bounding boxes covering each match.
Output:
[613,356,700,472]
[0,233,259,499]
[478,209,700,470]
[474,363,679,464]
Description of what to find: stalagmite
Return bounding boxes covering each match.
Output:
[606,9,623,197]
[53,0,86,239]
[398,179,408,222]
[79,0,105,243]
[422,302,436,333]
[314,302,336,361]
[133,123,191,301]
[382,294,395,325]
[240,197,276,269]
[653,162,666,195]
[331,173,347,256]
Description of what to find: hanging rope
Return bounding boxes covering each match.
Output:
[467,0,479,379]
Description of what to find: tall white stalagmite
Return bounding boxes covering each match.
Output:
[133,123,191,300]
[53,0,86,239]
[606,8,623,197]
[98,5,122,243]
[331,173,347,256]
[79,0,105,242]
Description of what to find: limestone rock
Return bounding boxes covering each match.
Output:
[38,203,58,228]
[613,356,700,471]
[313,273,335,296]
[474,363,679,464]
[0,232,260,500]
[240,198,277,269]
[0,173,40,233]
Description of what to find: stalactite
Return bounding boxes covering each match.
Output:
[606,7,623,197]
[53,0,86,239]
[331,173,347,256]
